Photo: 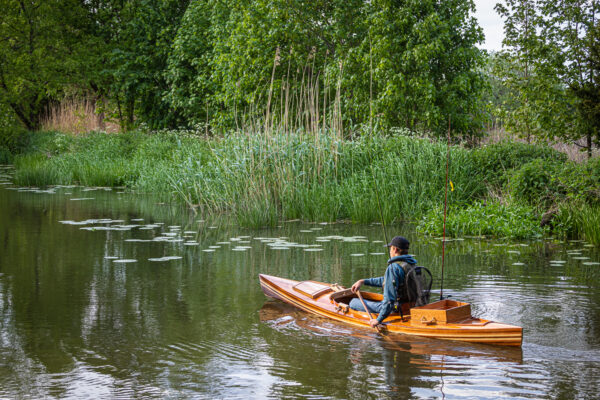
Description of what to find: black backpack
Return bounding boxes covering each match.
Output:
[394,262,433,312]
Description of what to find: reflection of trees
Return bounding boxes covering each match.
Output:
[1,186,599,397]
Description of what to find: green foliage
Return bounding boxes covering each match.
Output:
[12,129,484,225]
[104,0,190,130]
[553,203,600,245]
[0,0,96,130]
[472,141,566,187]
[552,156,600,204]
[509,159,560,205]
[495,0,600,154]
[10,129,597,241]
[418,200,546,239]
[1,0,488,135]
[164,0,486,135]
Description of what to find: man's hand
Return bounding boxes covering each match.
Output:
[351,279,364,293]
[369,319,381,328]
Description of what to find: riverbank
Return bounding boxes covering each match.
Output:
[4,129,600,243]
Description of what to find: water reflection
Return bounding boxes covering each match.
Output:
[259,302,548,399]
[1,183,600,399]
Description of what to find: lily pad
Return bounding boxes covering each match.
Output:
[148,256,182,261]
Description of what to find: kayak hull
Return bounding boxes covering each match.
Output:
[259,274,523,346]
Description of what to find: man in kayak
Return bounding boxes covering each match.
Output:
[349,235,417,328]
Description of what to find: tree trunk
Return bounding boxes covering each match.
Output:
[126,98,135,131]
[587,132,592,159]
[8,102,35,131]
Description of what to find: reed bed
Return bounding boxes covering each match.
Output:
[10,128,599,239]
[11,130,482,227]
[554,203,600,245]
[40,98,119,134]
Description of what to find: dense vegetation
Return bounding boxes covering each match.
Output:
[8,130,600,244]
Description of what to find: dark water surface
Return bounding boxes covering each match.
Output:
[1,168,599,399]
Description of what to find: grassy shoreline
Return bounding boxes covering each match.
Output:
[6,129,600,244]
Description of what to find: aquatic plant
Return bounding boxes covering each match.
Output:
[417,200,546,239]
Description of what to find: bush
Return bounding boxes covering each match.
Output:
[509,159,560,205]
[554,156,600,204]
[472,141,566,188]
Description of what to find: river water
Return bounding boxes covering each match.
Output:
[1,166,599,399]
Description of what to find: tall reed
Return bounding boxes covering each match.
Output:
[41,97,119,134]
[555,203,600,245]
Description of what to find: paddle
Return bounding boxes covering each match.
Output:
[356,290,382,332]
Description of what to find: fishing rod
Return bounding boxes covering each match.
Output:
[439,117,451,301]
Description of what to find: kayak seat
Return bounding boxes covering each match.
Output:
[330,288,355,305]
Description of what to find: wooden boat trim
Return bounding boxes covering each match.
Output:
[259,274,523,346]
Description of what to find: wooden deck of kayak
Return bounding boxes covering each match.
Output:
[259,274,523,346]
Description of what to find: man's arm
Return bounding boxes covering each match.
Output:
[351,276,384,293]
[375,266,400,324]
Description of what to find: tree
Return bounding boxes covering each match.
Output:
[166,0,486,136]
[356,0,486,136]
[496,0,600,156]
[81,0,190,131]
[0,0,92,130]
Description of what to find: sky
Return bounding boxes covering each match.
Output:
[472,0,505,52]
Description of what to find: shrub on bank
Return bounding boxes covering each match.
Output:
[509,159,561,206]
[472,141,566,188]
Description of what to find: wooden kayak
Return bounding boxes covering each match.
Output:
[259,274,523,346]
